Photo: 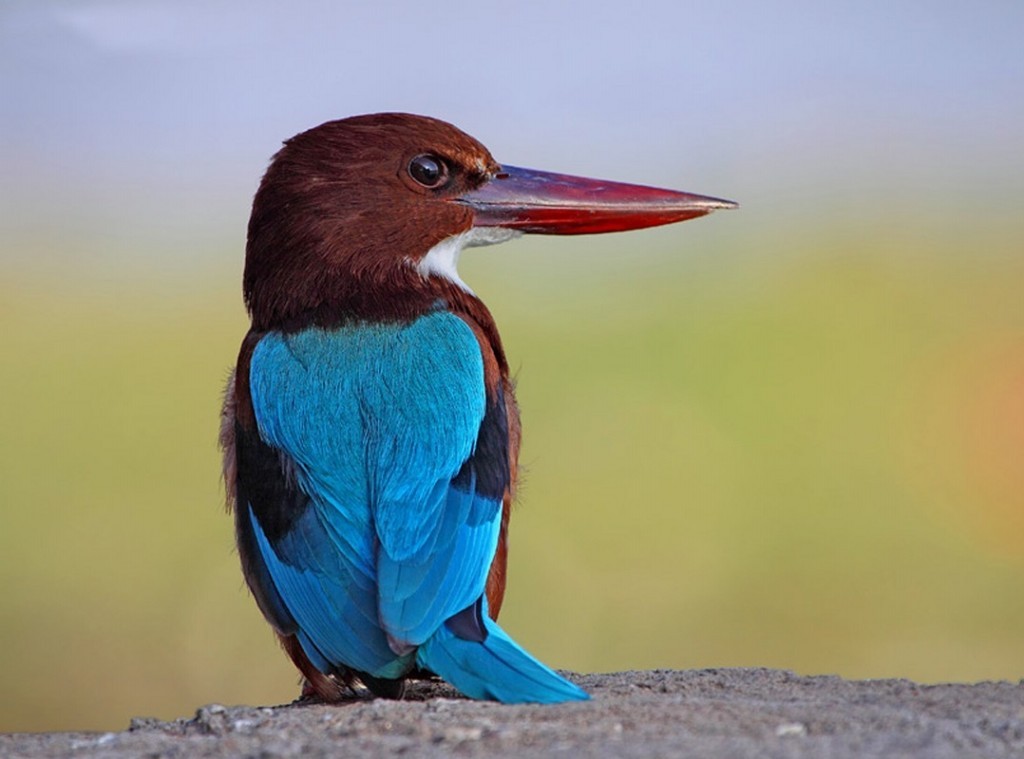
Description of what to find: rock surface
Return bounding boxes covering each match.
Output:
[5,669,1024,758]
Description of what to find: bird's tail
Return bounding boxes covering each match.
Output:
[415,608,589,704]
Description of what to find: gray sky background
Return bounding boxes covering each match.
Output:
[2,1,1022,276]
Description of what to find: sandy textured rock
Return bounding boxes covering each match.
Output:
[5,669,1024,758]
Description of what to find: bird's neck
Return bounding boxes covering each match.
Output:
[251,271,510,377]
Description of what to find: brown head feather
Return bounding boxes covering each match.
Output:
[243,113,500,331]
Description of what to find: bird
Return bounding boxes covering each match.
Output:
[219,112,735,705]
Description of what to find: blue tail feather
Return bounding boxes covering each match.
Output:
[416,609,589,704]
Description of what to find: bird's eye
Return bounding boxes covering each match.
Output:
[408,154,449,188]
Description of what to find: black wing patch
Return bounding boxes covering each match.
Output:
[452,382,509,501]
[233,417,311,635]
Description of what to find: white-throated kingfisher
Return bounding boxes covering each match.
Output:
[220,113,735,704]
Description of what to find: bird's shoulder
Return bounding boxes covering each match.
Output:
[239,310,487,459]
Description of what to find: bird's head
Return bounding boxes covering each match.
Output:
[244,112,735,330]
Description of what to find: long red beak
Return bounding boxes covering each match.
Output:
[455,165,737,235]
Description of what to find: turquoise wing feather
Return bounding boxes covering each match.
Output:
[245,310,499,676]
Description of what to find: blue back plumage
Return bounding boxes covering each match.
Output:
[243,309,587,702]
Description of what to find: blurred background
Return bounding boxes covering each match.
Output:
[2,0,1023,733]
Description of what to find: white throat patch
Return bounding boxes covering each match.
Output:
[415,227,522,293]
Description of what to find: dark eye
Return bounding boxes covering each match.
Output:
[408,154,449,188]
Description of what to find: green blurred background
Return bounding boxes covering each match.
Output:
[2,0,1023,733]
